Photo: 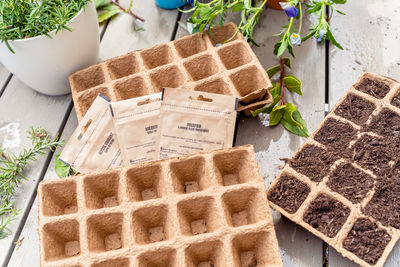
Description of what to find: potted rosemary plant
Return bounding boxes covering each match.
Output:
[0,0,99,95]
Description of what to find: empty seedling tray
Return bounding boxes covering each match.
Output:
[69,23,273,121]
[38,145,282,267]
[267,73,400,267]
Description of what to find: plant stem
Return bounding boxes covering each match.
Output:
[298,2,303,34]
[110,0,145,22]
[279,57,286,105]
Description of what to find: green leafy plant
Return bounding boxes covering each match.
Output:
[95,0,145,25]
[0,127,62,238]
[181,0,267,45]
[252,57,308,137]
[0,0,90,53]
[275,0,346,57]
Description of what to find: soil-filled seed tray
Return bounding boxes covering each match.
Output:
[267,73,400,267]
[38,145,282,267]
[69,23,273,121]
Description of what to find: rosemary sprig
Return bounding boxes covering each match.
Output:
[0,127,63,239]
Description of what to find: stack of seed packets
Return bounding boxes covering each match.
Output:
[60,88,238,174]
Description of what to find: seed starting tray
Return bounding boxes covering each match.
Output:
[38,145,282,267]
[267,73,400,267]
[69,23,273,121]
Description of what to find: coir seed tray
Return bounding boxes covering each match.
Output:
[69,23,273,121]
[267,72,400,267]
[38,145,282,267]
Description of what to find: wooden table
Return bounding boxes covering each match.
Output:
[1,0,399,266]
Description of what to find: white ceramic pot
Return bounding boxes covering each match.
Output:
[0,0,99,96]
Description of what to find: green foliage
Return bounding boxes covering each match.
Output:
[252,58,308,137]
[95,0,142,25]
[55,153,75,178]
[0,0,89,53]
[274,0,346,57]
[97,3,120,23]
[181,0,267,45]
[0,127,63,239]
[283,75,302,95]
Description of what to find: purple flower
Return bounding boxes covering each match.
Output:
[204,23,209,30]
[290,33,301,46]
[187,0,193,4]
[280,2,299,18]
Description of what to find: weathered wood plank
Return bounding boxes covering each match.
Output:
[0,13,112,266]
[175,7,325,267]
[7,110,78,267]
[329,1,400,266]
[99,0,180,60]
[0,78,71,266]
[6,2,179,265]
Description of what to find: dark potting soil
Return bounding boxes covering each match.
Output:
[391,92,400,109]
[327,163,374,204]
[314,118,357,153]
[343,218,391,265]
[289,144,338,182]
[355,77,390,99]
[303,194,350,238]
[268,174,311,214]
[367,108,400,137]
[334,94,376,125]
[363,175,400,229]
[349,134,394,175]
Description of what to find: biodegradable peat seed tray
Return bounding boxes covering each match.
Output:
[38,145,282,267]
[69,23,273,121]
[267,72,400,267]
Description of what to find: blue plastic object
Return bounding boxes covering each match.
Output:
[155,0,187,10]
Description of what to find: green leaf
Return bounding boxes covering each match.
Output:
[276,40,288,57]
[198,6,212,19]
[266,65,280,78]
[283,75,302,95]
[331,0,346,4]
[326,29,343,50]
[287,43,295,58]
[336,9,346,15]
[55,153,75,178]
[269,83,281,98]
[95,0,110,8]
[98,6,119,23]
[281,103,308,137]
[232,3,244,12]
[283,57,291,69]
[103,3,119,11]
[269,105,286,126]
[251,83,281,116]
[306,2,322,13]
[4,40,14,54]
[273,41,282,55]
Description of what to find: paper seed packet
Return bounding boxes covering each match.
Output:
[110,93,162,166]
[157,88,238,160]
[59,94,123,174]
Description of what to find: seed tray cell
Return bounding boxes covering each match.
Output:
[267,73,400,267]
[69,23,273,121]
[38,145,282,267]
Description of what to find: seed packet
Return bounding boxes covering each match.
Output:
[157,88,238,159]
[110,93,162,165]
[59,94,123,173]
